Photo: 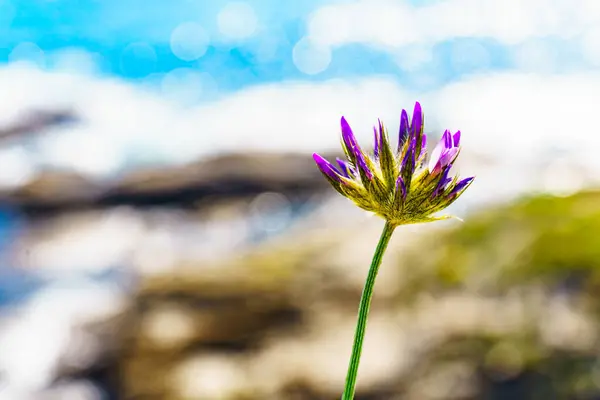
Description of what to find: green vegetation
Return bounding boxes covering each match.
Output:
[399,190,600,292]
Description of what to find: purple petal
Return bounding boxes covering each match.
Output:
[449,176,474,197]
[396,176,407,199]
[401,136,416,176]
[433,167,451,196]
[428,136,446,173]
[438,147,459,168]
[341,116,371,179]
[313,153,342,182]
[356,153,373,179]
[443,129,452,148]
[428,129,460,174]
[336,158,354,177]
[453,130,461,147]
[398,109,409,150]
[419,133,427,159]
[410,102,423,140]
[341,116,358,150]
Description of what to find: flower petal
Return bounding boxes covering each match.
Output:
[341,116,358,152]
[398,109,409,151]
[443,129,452,148]
[410,102,423,140]
[340,118,372,179]
[453,130,461,147]
[438,147,459,168]
[428,136,446,173]
[356,153,373,180]
[313,153,343,182]
[336,158,355,177]
[433,167,451,196]
[400,135,417,180]
[449,176,474,197]
[419,133,427,159]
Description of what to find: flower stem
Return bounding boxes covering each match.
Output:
[341,220,396,400]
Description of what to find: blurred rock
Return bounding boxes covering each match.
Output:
[0,152,336,215]
[0,109,78,141]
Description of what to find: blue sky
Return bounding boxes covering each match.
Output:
[1,0,344,92]
[1,0,586,96]
[0,0,599,182]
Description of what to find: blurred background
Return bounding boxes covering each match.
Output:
[0,0,599,399]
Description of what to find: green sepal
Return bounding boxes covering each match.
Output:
[378,122,398,190]
[340,138,356,165]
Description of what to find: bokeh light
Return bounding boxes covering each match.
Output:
[50,48,102,75]
[170,22,210,62]
[292,37,331,75]
[120,42,157,77]
[9,42,46,68]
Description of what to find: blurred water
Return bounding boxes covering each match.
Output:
[0,209,38,308]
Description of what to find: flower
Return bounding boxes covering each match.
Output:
[312,102,474,226]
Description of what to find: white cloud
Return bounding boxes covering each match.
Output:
[429,71,600,163]
[1,64,600,182]
[512,39,560,73]
[0,65,180,177]
[307,0,594,48]
[581,27,600,66]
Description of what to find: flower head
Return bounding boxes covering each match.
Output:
[312,102,474,226]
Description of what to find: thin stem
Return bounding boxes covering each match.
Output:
[341,220,396,400]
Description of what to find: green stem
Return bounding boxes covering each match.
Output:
[341,220,396,400]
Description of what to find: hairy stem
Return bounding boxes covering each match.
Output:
[341,221,396,400]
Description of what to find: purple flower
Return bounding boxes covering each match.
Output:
[312,101,473,225]
[428,129,460,174]
[313,153,343,182]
